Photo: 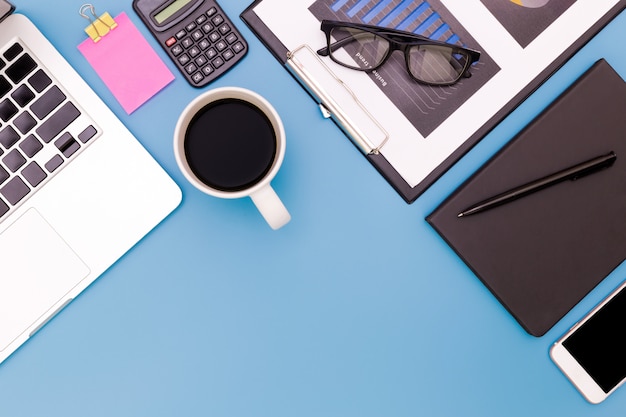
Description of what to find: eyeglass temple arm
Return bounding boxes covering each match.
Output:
[316,33,375,56]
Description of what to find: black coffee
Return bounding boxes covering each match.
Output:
[184,98,277,192]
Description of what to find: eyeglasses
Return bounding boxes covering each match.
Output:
[316,20,481,86]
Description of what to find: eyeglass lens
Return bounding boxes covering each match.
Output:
[328,26,470,85]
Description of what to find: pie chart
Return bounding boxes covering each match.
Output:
[510,0,550,7]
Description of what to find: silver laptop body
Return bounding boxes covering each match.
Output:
[0,2,181,365]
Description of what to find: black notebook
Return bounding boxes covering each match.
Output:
[427,59,626,337]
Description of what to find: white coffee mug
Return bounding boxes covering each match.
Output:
[174,87,291,230]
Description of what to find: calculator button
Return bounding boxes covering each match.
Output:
[191,72,204,84]
[212,57,224,68]
[218,23,231,35]
[223,49,234,61]
[206,48,217,59]
[144,1,248,88]
[185,63,198,74]
[171,45,184,56]
[181,38,194,48]
[233,42,245,54]
[199,39,211,50]
[195,55,208,67]
[211,14,224,26]
[208,32,220,43]
[178,54,191,66]
[192,29,204,41]
[226,33,238,44]
[189,46,201,58]
[215,40,227,52]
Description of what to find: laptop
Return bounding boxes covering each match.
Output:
[0,1,182,365]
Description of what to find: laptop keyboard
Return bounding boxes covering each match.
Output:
[0,40,98,222]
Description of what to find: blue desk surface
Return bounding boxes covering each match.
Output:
[2,1,626,416]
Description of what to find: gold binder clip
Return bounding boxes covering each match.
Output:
[79,4,118,43]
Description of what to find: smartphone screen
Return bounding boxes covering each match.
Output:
[552,281,626,402]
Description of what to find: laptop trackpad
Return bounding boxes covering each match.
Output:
[0,209,90,351]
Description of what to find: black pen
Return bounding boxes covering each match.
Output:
[457,151,617,218]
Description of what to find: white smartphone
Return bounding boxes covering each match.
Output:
[550,279,626,404]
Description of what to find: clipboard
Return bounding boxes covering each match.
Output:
[427,59,626,337]
[241,0,626,203]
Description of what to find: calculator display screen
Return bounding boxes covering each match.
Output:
[154,0,192,24]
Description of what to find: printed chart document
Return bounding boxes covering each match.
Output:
[242,0,626,202]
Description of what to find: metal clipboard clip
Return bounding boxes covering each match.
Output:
[286,44,389,155]
[79,4,118,43]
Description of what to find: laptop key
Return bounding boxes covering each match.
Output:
[11,84,35,107]
[0,126,19,149]
[6,53,37,84]
[27,69,51,93]
[19,134,43,157]
[0,165,8,185]
[78,125,97,143]
[36,102,80,143]
[0,75,10,98]
[3,43,23,61]
[44,154,63,173]
[0,198,8,217]
[55,133,80,158]
[1,176,30,205]
[2,149,26,172]
[22,161,47,187]
[0,98,17,122]
[14,111,36,134]
[0,41,100,223]
[30,85,66,120]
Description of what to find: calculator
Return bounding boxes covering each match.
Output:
[133,0,248,88]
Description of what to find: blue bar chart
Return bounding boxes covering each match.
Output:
[331,0,457,44]
[309,0,500,136]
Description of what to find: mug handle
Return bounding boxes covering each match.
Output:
[250,185,291,230]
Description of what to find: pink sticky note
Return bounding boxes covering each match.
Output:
[78,12,175,114]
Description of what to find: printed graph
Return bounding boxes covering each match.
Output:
[481,0,575,48]
[309,0,500,137]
